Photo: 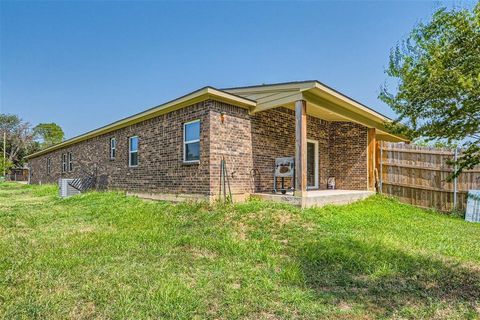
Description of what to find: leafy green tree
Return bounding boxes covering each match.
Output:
[380,3,480,176]
[33,123,64,148]
[0,156,14,177]
[0,114,36,166]
[413,138,458,150]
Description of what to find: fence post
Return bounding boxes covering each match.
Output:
[453,147,458,210]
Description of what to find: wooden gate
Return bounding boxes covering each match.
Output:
[378,142,480,212]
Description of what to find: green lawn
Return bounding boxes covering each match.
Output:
[0,183,479,319]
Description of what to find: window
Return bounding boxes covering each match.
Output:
[47,158,51,175]
[110,138,116,159]
[183,120,200,163]
[62,154,67,172]
[129,136,138,167]
[68,152,73,172]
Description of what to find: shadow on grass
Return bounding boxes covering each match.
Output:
[298,237,480,317]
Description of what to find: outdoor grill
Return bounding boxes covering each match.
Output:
[273,157,294,194]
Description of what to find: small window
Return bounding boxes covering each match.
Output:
[68,152,73,172]
[62,154,67,173]
[184,120,200,163]
[110,138,116,159]
[47,158,51,175]
[129,136,138,167]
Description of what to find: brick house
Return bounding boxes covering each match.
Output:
[26,81,406,206]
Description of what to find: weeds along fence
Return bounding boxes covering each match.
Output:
[378,142,480,212]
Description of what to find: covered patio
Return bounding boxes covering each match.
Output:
[225,81,406,207]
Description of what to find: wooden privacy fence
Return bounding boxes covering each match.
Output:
[378,142,480,212]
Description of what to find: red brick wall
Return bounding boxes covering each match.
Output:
[29,102,212,195]
[329,122,368,190]
[250,107,368,192]
[250,107,333,192]
[28,101,368,198]
[209,101,253,199]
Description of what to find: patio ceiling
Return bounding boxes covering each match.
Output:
[223,80,407,142]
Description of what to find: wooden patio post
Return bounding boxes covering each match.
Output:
[295,100,307,197]
[367,128,376,191]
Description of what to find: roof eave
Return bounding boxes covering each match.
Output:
[222,80,317,92]
[26,87,256,159]
[308,82,391,122]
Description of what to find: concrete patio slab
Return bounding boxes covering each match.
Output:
[252,189,374,208]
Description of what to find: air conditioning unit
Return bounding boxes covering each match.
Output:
[466,190,480,223]
[58,178,81,198]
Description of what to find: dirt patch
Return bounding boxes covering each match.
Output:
[188,246,217,260]
[69,301,98,320]
[233,222,248,241]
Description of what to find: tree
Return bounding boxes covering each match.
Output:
[0,115,63,168]
[380,3,480,176]
[0,114,36,166]
[413,138,457,149]
[33,123,64,148]
[0,156,14,177]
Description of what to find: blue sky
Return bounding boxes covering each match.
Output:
[0,1,470,138]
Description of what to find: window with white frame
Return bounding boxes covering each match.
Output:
[129,136,138,167]
[47,158,51,175]
[68,152,73,172]
[183,120,200,163]
[110,138,116,159]
[62,154,67,172]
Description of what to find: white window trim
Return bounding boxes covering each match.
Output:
[110,138,116,159]
[183,119,200,163]
[68,152,73,172]
[129,136,139,167]
[62,153,67,173]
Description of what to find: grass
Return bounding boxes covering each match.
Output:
[0,182,479,319]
